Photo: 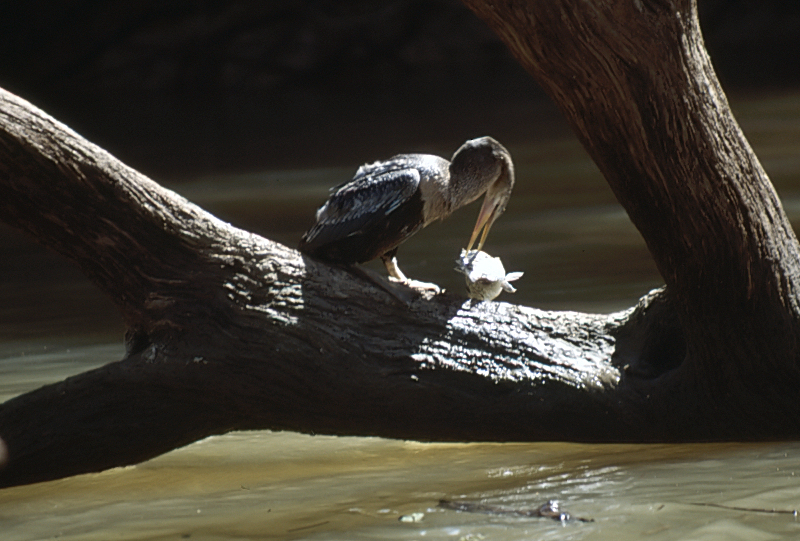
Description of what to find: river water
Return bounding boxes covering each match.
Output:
[2,92,800,539]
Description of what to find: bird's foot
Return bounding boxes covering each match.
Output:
[388,276,443,294]
[381,255,443,295]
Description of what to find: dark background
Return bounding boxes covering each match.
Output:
[1,0,799,180]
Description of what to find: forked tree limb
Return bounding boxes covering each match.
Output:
[2,0,800,489]
[461,0,800,403]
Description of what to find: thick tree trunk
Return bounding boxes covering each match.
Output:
[461,0,800,423]
[1,0,799,489]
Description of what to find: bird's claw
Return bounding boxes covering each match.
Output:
[388,276,442,294]
[408,279,442,293]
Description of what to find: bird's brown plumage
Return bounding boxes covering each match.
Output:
[299,136,514,282]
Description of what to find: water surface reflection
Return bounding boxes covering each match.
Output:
[1,420,798,540]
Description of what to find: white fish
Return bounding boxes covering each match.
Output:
[455,249,523,301]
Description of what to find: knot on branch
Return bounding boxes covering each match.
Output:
[611,287,686,378]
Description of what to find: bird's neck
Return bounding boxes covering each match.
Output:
[420,179,454,224]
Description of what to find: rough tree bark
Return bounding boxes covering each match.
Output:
[461,0,800,425]
[1,0,799,489]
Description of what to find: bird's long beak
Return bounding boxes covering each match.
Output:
[466,196,499,252]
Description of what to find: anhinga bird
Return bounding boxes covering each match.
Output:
[298,136,514,284]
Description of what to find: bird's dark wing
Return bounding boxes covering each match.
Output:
[299,156,422,253]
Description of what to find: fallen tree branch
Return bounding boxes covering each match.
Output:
[2,0,800,489]
[0,85,687,487]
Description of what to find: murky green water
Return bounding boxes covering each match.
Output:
[1,430,799,540]
[2,92,800,539]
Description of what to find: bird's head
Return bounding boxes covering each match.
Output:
[449,136,515,252]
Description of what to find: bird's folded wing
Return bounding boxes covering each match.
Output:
[303,165,421,247]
